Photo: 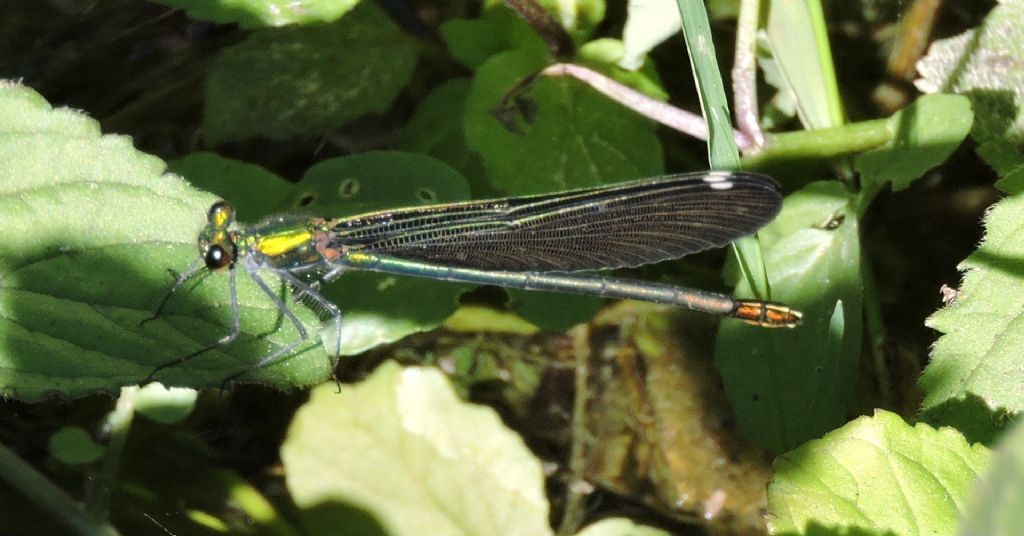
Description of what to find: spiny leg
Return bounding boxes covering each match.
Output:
[273,268,343,361]
[218,265,312,389]
[143,265,241,384]
[140,258,204,327]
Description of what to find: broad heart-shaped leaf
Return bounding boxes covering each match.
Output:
[464,49,664,195]
[281,362,552,536]
[768,410,990,535]
[441,8,551,71]
[923,190,1024,418]
[0,83,331,400]
[959,418,1024,535]
[204,2,418,144]
[857,94,974,192]
[277,151,474,356]
[440,19,513,71]
[915,0,1024,145]
[151,0,358,28]
[716,181,862,454]
[167,151,295,221]
[395,78,487,192]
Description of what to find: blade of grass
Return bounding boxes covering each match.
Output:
[674,0,769,300]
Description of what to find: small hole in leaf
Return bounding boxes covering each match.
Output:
[339,179,360,198]
[823,214,845,230]
[297,193,316,207]
[417,188,437,203]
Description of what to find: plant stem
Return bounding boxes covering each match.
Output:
[85,386,137,522]
[742,117,892,169]
[861,260,892,407]
[0,442,120,536]
[733,0,764,147]
[540,63,754,149]
[557,324,594,536]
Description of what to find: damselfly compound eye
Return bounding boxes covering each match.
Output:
[204,244,233,270]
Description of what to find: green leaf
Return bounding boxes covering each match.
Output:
[575,518,671,536]
[167,151,295,221]
[204,3,418,144]
[618,0,682,70]
[280,151,473,355]
[923,190,1024,417]
[49,426,105,465]
[487,0,605,43]
[0,83,331,399]
[133,383,198,424]
[507,290,602,332]
[857,94,974,192]
[465,50,663,195]
[959,418,1024,535]
[0,82,100,136]
[768,410,990,535]
[395,79,487,191]
[977,139,1024,194]
[440,19,508,70]
[151,0,359,29]
[716,181,862,453]
[282,362,553,536]
[915,0,1024,145]
[763,0,844,129]
[577,39,669,101]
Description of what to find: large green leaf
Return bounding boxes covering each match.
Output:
[0,83,331,399]
[167,151,295,221]
[857,94,973,192]
[204,2,418,143]
[958,418,1024,535]
[395,79,487,192]
[923,190,1024,417]
[716,181,862,453]
[464,49,664,195]
[768,410,990,535]
[282,362,552,536]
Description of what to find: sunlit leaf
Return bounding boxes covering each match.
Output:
[768,410,990,535]
[282,363,552,536]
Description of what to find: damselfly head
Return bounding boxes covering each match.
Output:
[198,201,237,270]
[207,201,235,228]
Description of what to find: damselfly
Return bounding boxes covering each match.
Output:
[148,171,800,383]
